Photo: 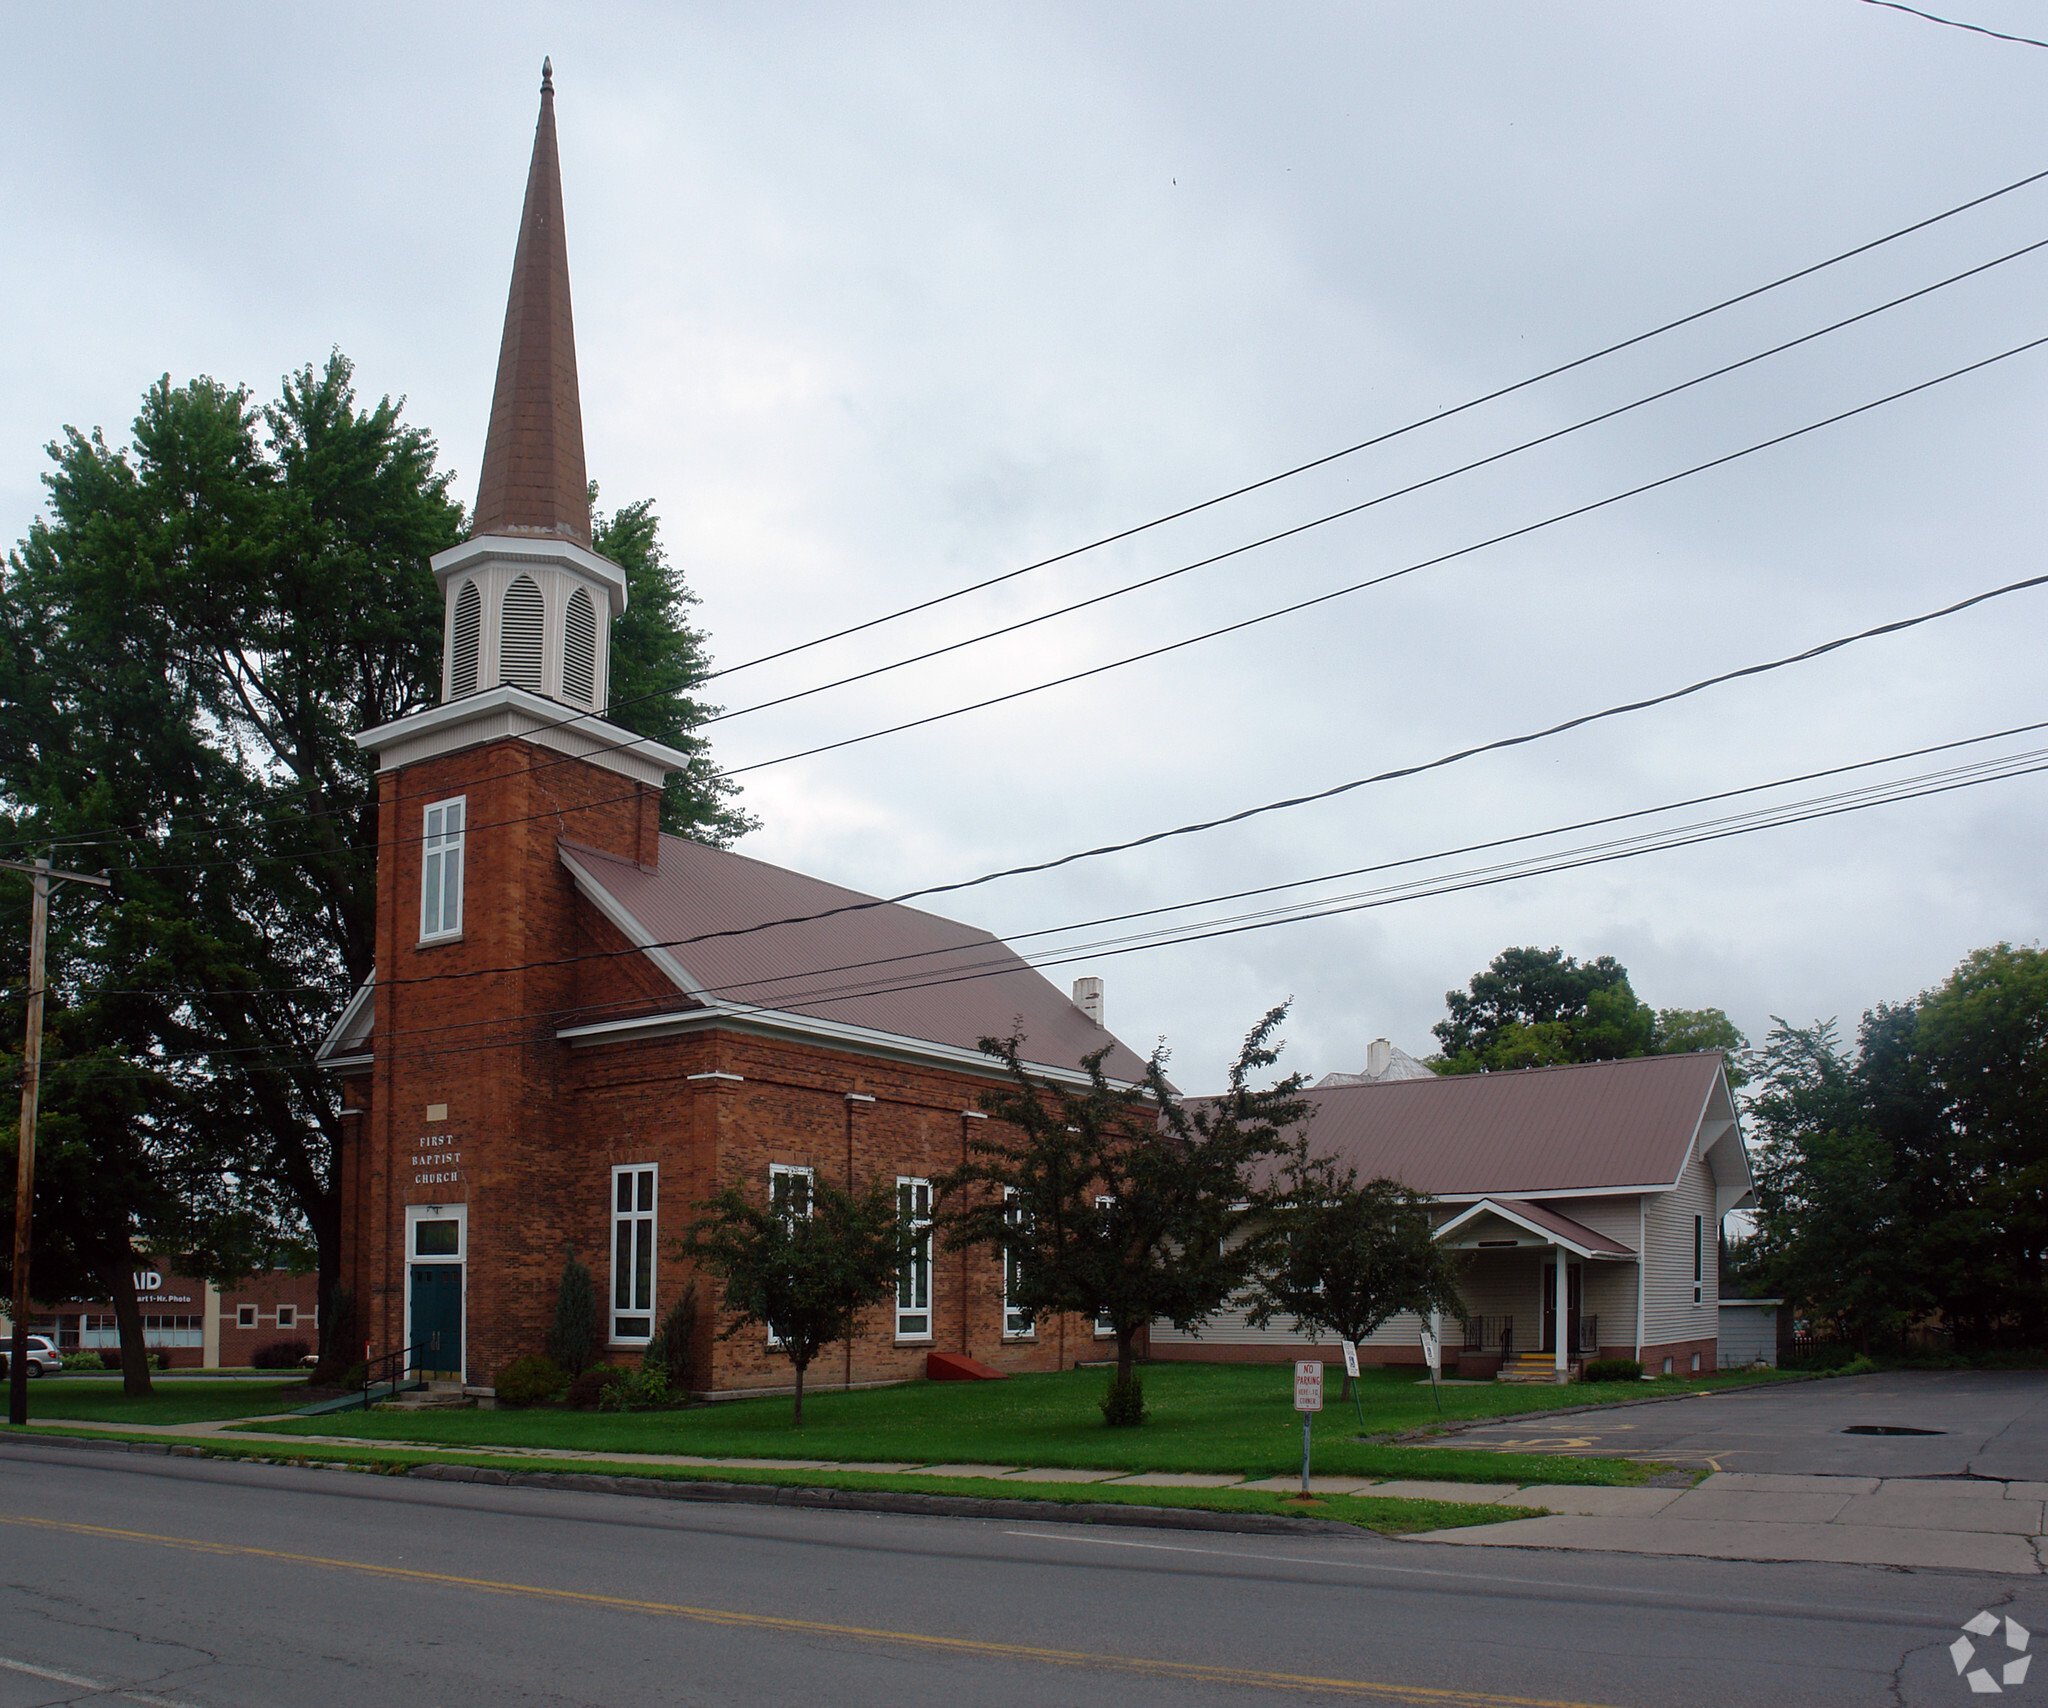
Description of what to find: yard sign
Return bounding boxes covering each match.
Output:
[1294,1359,1323,1495]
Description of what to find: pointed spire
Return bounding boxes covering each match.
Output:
[471,58,591,545]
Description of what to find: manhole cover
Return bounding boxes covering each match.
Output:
[1842,1425,1944,1435]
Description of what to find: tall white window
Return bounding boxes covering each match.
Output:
[767,1165,815,1347]
[612,1164,657,1343]
[1002,1188,1033,1340]
[896,1177,933,1341]
[1693,1213,1704,1306]
[420,798,464,941]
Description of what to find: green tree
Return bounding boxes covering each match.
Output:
[1246,1143,1467,1399]
[934,1008,1309,1419]
[1430,947,1745,1080]
[546,1248,600,1377]
[679,1172,911,1423]
[0,357,751,1330]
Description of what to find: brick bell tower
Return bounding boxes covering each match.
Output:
[329,61,691,1388]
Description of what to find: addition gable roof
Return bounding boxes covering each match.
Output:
[560,834,1151,1084]
[1290,1051,1737,1199]
[1435,1197,1637,1259]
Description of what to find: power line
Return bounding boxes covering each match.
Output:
[27,748,2044,1086]
[695,158,2048,683]
[14,172,2048,859]
[725,334,2048,776]
[1858,0,2048,50]
[705,234,2048,731]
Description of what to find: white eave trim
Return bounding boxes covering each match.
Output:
[432,532,629,615]
[357,682,691,786]
[1430,1182,1669,1203]
[560,848,703,998]
[556,1001,1121,1091]
[315,974,376,1064]
[1433,1197,1636,1261]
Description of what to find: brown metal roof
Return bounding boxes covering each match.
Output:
[471,60,592,546]
[1284,1052,1728,1197]
[565,834,1151,1081]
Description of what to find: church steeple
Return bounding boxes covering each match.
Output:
[471,57,591,545]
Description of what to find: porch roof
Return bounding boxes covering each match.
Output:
[1434,1196,1636,1261]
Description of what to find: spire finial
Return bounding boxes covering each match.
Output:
[541,56,554,93]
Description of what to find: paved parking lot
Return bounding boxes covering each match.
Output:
[1441,1369,2048,1477]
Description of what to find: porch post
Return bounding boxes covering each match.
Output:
[1553,1245,1569,1377]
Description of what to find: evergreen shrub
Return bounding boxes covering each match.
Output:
[645,1283,697,1390]
[565,1365,620,1408]
[1100,1373,1147,1426]
[252,1339,312,1369]
[1582,1358,1644,1383]
[547,1249,600,1376]
[598,1363,671,1411]
[495,1353,569,1407]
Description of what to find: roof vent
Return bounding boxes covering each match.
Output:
[1071,976,1104,1028]
[500,573,545,691]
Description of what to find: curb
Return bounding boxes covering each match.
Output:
[5,1431,1362,1537]
[1380,1372,1828,1445]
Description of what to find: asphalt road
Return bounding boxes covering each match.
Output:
[0,1439,2038,1707]
[1439,1369,2048,1477]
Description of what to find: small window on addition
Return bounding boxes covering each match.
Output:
[1662,1356,1675,1376]
[1691,1352,1702,1373]
[236,1305,256,1329]
[276,1306,296,1330]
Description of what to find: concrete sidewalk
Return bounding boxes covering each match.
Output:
[1405,1470,2047,1573]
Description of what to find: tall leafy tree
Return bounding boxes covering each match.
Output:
[0,356,750,1334]
[1246,1143,1467,1398]
[934,1008,1309,1417]
[679,1172,911,1424]
[1431,946,1745,1081]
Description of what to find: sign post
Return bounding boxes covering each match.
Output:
[1340,1338,1364,1427]
[1294,1359,1323,1494]
[1420,1326,1443,1418]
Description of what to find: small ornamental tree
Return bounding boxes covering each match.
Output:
[935,1005,1309,1423]
[1246,1142,1468,1398]
[547,1247,600,1377]
[680,1173,912,1423]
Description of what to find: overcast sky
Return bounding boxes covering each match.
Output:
[6,2,2046,1085]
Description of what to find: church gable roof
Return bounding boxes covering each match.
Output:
[1288,1051,1735,1199]
[561,834,1150,1083]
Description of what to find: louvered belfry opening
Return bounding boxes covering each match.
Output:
[562,586,598,705]
[449,580,483,697]
[500,574,545,691]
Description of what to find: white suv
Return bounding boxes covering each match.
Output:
[1,1335,62,1377]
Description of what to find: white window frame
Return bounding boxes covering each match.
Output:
[420,797,465,942]
[1002,1188,1034,1340]
[610,1164,658,1345]
[236,1304,256,1329]
[275,1305,296,1330]
[767,1165,815,1347]
[896,1177,934,1342]
[1693,1213,1704,1306]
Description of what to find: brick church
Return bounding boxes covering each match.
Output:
[318,65,1144,1397]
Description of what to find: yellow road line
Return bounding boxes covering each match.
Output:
[0,1510,1624,1707]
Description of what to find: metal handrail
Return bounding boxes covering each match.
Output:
[361,1344,424,1411]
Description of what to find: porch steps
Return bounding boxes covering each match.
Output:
[1495,1352,1571,1384]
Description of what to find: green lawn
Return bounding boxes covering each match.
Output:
[15,1378,306,1426]
[246,1362,1781,1484]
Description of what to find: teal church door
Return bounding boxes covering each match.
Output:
[409,1265,463,1379]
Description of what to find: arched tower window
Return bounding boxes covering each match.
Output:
[500,574,544,692]
[449,580,482,698]
[562,587,598,706]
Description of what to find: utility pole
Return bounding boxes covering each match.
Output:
[5,854,109,1427]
